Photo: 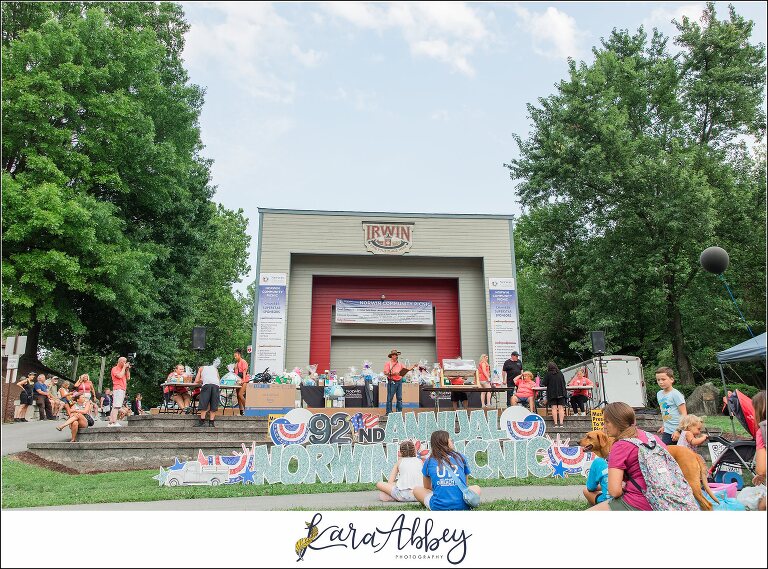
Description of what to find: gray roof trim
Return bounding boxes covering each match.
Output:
[258,207,516,221]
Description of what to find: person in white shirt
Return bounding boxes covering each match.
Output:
[193,358,221,428]
[377,440,424,502]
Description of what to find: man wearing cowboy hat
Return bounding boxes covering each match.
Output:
[384,349,416,414]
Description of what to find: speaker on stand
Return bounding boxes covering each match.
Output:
[192,326,206,373]
[590,331,608,408]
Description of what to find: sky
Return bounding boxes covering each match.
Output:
[179,1,767,291]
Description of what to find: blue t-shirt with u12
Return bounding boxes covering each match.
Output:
[422,454,471,511]
[586,457,609,504]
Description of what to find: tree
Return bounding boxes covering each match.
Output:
[2,3,212,364]
[1,3,258,404]
[506,3,766,385]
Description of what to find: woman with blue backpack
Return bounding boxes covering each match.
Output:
[589,401,698,511]
[413,430,482,510]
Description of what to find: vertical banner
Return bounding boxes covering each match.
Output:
[488,278,521,371]
[254,273,287,375]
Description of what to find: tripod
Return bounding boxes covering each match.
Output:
[593,352,609,408]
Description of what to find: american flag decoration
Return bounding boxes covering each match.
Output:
[351,412,379,431]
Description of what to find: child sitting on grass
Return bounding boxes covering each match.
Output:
[377,440,424,502]
[676,414,708,450]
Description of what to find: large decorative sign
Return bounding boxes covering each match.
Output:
[362,222,414,255]
[488,278,521,370]
[335,299,433,325]
[155,409,595,487]
[254,273,287,373]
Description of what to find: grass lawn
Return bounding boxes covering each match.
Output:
[290,499,587,511]
[703,415,750,437]
[1,456,585,509]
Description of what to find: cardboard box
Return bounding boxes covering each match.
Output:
[378,383,420,404]
[245,384,297,408]
[222,407,239,416]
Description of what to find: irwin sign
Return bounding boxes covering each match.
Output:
[362,221,414,255]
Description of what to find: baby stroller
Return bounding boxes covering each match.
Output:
[707,390,757,490]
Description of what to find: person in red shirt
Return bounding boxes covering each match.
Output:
[74,373,96,402]
[108,356,130,427]
[234,349,250,415]
[568,368,593,416]
[384,349,415,414]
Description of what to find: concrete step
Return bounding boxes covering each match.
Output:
[77,427,271,443]
[126,415,268,428]
[26,441,261,473]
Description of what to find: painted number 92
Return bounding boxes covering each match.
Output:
[307,412,352,444]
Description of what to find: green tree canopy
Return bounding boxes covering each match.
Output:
[2,2,253,403]
[506,3,766,385]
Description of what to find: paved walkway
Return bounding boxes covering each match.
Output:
[1,416,87,456]
[20,484,584,511]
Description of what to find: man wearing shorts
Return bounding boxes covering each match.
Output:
[108,357,130,427]
[194,358,221,428]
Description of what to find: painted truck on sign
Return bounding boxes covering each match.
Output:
[166,462,231,486]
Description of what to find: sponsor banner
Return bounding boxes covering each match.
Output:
[488,278,521,370]
[335,299,433,325]
[362,221,414,255]
[254,273,287,373]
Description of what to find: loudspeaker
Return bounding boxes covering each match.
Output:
[192,327,206,351]
[590,331,606,354]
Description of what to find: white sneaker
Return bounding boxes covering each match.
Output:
[108,422,122,428]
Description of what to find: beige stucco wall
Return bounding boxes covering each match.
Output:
[255,210,516,371]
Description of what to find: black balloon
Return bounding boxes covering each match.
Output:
[700,246,730,274]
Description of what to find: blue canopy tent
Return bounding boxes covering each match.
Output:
[716,332,767,363]
[716,332,766,436]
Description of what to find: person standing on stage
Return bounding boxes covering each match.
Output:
[384,349,415,414]
[108,356,130,427]
[502,351,522,407]
[233,349,250,416]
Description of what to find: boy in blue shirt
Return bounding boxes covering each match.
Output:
[655,366,687,445]
[583,457,609,505]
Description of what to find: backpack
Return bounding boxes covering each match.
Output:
[625,435,699,511]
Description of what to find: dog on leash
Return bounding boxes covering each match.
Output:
[578,430,718,511]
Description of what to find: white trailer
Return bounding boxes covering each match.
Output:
[561,355,647,408]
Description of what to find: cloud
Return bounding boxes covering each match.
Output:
[322,1,491,76]
[514,5,586,60]
[291,45,325,67]
[643,4,705,31]
[182,2,325,102]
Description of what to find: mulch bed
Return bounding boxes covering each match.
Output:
[9,452,150,475]
[11,452,80,475]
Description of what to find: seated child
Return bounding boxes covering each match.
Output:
[584,456,609,506]
[376,440,424,502]
[676,414,708,450]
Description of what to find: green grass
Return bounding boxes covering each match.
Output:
[1,457,584,509]
[290,499,587,511]
[703,415,750,437]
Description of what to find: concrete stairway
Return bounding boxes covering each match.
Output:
[26,410,703,473]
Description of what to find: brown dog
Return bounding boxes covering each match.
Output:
[579,430,615,459]
[578,430,718,511]
[666,445,718,511]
